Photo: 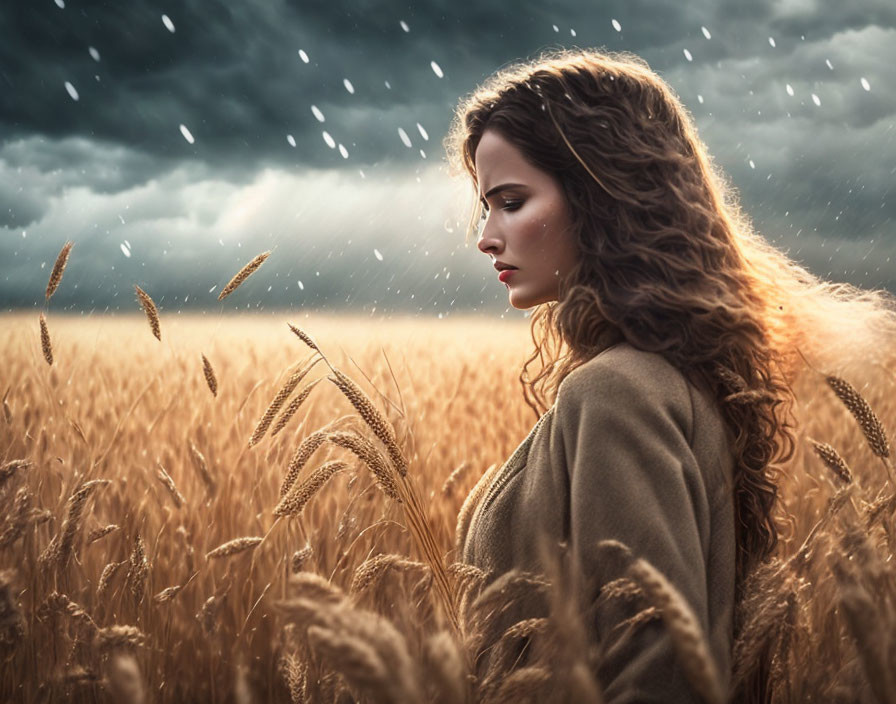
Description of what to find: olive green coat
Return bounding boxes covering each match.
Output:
[459,331,736,703]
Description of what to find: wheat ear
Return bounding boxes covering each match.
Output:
[272,377,324,437]
[201,354,218,397]
[126,535,149,603]
[826,375,890,459]
[46,240,74,300]
[156,463,185,509]
[290,545,313,573]
[328,369,408,477]
[280,429,330,498]
[39,313,53,365]
[218,250,270,301]
[350,554,430,595]
[627,556,725,704]
[188,440,217,497]
[809,438,853,485]
[326,430,401,502]
[273,460,348,517]
[134,285,161,341]
[250,357,322,447]
[206,536,263,559]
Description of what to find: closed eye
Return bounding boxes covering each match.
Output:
[501,200,523,211]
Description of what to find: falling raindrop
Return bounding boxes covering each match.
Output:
[811,93,821,106]
[374,249,383,261]
[786,84,794,96]
[54,0,64,7]
[683,49,693,61]
[400,20,409,32]
[298,49,309,63]
[322,131,335,149]
[431,61,444,78]
[749,159,756,169]
[419,149,426,159]
[64,81,79,101]
[397,127,412,148]
[298,281,304,290]
[697,94,704,104]
[287,134,296,147]
[88,46,100,61]
[860,77,871,91]
[552,24,559,32]
[338,144,349,159]
[701,26,711,39]
[162,14,175,33]
[311,105,325,122]
[416,122,429,141]
[570,28,576,37]
[611,19,622,32]
[384,80,391,89]
[179,124,195,144]
[343,78,355,94]
[120,243,131,258]
[825,59,834,70]
[768,37,776,47]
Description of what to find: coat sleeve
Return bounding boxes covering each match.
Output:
[554,356,717,704]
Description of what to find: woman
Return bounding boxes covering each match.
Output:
[443,48,896,702]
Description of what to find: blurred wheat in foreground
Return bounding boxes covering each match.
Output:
[1,312,894,703]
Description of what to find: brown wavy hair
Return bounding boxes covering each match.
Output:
[443,48,896,624]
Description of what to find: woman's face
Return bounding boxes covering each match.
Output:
[474,128,579,310]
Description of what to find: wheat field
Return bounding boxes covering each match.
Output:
[1,311,894,703]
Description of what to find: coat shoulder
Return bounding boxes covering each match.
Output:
[560,342,691,402]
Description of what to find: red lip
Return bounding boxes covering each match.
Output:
[498,269,516,283]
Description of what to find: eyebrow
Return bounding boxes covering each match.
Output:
[479,182,526,208]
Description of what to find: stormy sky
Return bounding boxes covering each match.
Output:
[1,0,894,317]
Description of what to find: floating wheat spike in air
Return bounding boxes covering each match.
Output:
[134,285,161,341]
[201,354,218,397]
[46,241,74,301]
[39,313,53,366]
[217,250,271,301]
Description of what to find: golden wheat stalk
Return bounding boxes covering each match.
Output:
[626,555,725,704]
[272,377,324,438]
[273,460,347,518]
[97,560,126,600]
[2,386,11,425]
[46,240,74,301]
[201,354,218,397]
[153,585,183,603]
[349,554,430,595]
[326,430,401,502]
[280,429,330,498]
[0,459,30,487]
[250,358,322,447]
[134,285,161,341]
[188,440,217,497]
[809,439,853,485]
[156,463,185,509]
[206,536,263,559]
[826,375,890,459]
[328,369,408,477]
[287,323,325,358]
[290,545,313,574]
[126,535,149,603]
[217,251,270,301]
[87,524,119,544]
[39,313,53,366]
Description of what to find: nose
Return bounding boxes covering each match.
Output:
[477,217,503,258]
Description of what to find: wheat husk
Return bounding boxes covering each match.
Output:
[39,313,53,365]
[218,251,271,301]
[46,240,74,301]
[134,285,161,341]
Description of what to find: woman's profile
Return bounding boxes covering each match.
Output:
[442,48,896,702]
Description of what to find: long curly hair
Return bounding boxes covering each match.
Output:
[443,48,896,619]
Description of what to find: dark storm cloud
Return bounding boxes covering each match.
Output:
[1,0,894,312]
